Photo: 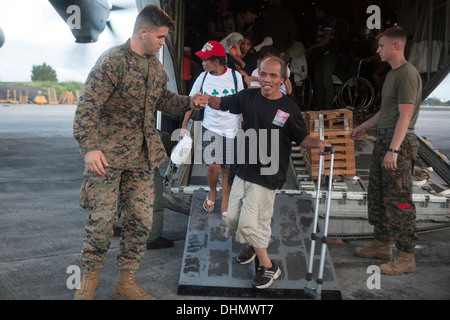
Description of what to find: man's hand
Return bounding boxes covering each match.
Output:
[231,40,241,56]
[84,150,109,176]
[179,128,190,138]
[300,135,331,154]
[383,151,398,171]
[319,139,332,155]
[190,93,208,110]
[350,126,365,140]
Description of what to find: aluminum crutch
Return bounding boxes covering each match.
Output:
[304,146,335,299]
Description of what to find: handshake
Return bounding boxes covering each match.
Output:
[189,93,210,110]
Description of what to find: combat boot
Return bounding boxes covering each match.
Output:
[380,251,415,275]
[111,270,155,300]
[354,240,392,260]
[74,268,99,300]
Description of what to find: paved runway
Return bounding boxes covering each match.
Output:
[0,104,449,303]
[415,106,450,159]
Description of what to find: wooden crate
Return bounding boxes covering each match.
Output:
[302,137,356,179]
[303,109,353,133]
[303,150,356,179]
[304,133,355,162]
[301,109,356,179]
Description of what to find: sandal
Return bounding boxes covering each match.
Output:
[203,193,215,212]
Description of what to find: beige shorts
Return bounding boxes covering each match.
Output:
[225,176,277,248]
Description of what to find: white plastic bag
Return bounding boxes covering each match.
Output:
[170,136,192,165]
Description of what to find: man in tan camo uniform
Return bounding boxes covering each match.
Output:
[73,5,205,300]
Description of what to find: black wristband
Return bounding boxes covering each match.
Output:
[388,147,401,154]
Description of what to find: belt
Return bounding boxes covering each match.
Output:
[377,128,415,135]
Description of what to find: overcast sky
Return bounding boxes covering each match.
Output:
[0,0,136,83]
[0,0,449,100]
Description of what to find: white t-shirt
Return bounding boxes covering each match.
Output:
[250,68,261,88]
[189,68,243,138]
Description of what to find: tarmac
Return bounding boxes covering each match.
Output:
[0,104,449,303]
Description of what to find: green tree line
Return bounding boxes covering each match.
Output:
[423,97,450,106]
[31,62,58,82]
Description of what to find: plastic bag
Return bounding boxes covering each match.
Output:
[170,136,193,165]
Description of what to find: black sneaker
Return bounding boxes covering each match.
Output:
[235,245,256,264]
[253,261,281,289]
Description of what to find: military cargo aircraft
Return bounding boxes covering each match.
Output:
[0,27,5,49]
[47,0,450,237]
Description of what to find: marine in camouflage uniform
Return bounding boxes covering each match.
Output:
[72,5,204,299]
[74,38,190,271]
[368,133,419,253]
[351,26,422,275]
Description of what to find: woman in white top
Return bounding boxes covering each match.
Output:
[182,41,244,216]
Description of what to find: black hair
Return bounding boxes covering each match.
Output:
[280,52,292,65]
[206,55,227,66]
[242,32,254,45]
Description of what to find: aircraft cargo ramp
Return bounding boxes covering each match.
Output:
[178,190,341,299]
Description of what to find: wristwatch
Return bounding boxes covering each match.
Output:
[388,147,401,154]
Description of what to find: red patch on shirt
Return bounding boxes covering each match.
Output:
[398,204,410,209]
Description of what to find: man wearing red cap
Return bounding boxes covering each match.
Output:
[182,41,244,217]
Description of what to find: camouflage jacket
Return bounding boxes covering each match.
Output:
[73,39,189,170]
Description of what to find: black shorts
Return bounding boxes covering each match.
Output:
[201,126,236,169]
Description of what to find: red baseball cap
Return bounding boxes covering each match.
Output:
[195,41,226,60]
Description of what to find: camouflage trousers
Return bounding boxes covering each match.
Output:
[79,167,155,271]
[368,133,419,253]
